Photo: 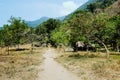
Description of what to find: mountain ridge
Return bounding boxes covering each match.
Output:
[26,16,65,27]
[64,0,97,20]
[26,0,98,27]
[26,17,49,27]
[77,0,97,10]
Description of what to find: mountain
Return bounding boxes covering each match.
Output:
[65,0,97,20]
[26,16,65,27]
[65,0,119,20]
[26,17,49,27]
[56,16,65,21]
[28,0,119,27]
[0,27,3,30]
[26,0,97,27]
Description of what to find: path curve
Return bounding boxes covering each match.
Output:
[37,48,81,80]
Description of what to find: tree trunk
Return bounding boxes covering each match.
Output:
[18,44,19,49]
[117,43,120,52]
[86,46,89,52]
[95,37,110,59]
[0,47,2,54]
[101,41,109,59]
[30,42,33,54]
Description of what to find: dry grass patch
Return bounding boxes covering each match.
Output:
[56,51,120,80]
[0,45,44,80]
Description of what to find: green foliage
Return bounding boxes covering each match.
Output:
[9,17,29,46]
[87,2,100,13]
[2,24,13,46]
[0,17,29,48]
[51,27,70,46]
[0,29,5,47]
[109,15,120,51]
[35,18,61,34]
[99,0,118,8]
[92,13,111,40]
[65,10,94,44]
[35,18,61,45]
[35,24,47,35]
[87,0,118,12]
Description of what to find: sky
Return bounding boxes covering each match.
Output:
[0,0,88,27]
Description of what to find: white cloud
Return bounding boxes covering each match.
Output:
[60,1,80,16]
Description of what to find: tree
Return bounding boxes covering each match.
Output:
[35,23,47,35]
[116,18,120,52]
[8,17,29,49]
[35,18,61,45]
[2,24,13,55]
[87,2,100,13]
[51,24,70,46]
[100,0,118,8]
[87,0,118,13]
[35,18,61,34]
[66,10,94,46]
[109,15,120,52]
[0,29,5,54]
[25,28,37,54]
[90,13,114,59]
[0,17,30,55]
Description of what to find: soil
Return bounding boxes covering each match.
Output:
[37,48,81,80]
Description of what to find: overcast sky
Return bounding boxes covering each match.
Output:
[0,0,88,26]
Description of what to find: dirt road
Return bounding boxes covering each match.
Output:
[37,48,81,80]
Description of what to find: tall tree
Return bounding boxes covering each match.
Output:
[8,17,29,49]
[91,13,114,58]
[26,28,37,54]
[110,15,120,52]
[66,10,94,46]
[3,24,13,55]
[35,18,61,45]
[0,29,5,54]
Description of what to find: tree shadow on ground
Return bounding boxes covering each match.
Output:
[9,48,29,51]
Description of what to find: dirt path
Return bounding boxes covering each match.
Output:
[37,48,81,80]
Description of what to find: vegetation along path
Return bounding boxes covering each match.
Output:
[37,48,81,80]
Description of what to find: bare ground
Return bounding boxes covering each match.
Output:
[37,48,81,80]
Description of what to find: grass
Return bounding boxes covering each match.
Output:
[0,44,44,80]
[56,51,120,80]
